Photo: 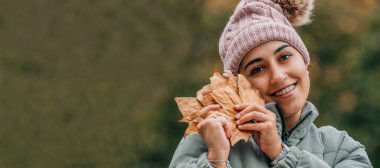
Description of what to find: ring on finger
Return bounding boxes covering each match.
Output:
[211,114,218,119]
[259,113,266,120]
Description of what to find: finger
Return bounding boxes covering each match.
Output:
[236,111,267,125]
[210,116,229,136]
[237,122,272,132]
[234,103,272,114]
[197,114,219,129]
[208,112,232,138]
[220,117,232,138]
[197,114,222,130]
[250,104,273,115]
[199,104,221,116]
[209,111,232,120]
[202,112,230,127]
[235,104,259,119]
[235,103,273,119]
[197,119,205,129]
[234,102,255,111]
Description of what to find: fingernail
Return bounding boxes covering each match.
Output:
[236,120,240,124]
[234,104,239,108]
[235,114,240,119]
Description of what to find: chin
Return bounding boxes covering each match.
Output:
[279,99,306,118]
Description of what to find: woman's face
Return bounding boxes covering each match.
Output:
[238,41,310,118]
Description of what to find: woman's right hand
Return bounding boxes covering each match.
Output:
[197,104,232,162]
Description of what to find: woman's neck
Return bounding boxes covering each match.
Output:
[284,110,302,132]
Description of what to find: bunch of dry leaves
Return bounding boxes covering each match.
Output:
[175,71,264,146]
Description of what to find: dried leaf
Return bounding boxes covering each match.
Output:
[175,71,264,146]
[196,84,215,106]
[223,71,238,92]
[175,97,203,137]
[237,74,265,105]
[210,72,241,115]
[175,97,202,117]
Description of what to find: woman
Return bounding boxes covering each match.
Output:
[169,0,372,167]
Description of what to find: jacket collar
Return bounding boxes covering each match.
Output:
[265,101,319,145]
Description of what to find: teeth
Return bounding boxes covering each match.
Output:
[274,84,295,96]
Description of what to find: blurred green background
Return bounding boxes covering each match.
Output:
[0,0,379,167]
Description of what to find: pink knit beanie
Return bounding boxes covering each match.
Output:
[219,0,314,74]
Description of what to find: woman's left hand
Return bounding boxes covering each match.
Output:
[234,103,282,161]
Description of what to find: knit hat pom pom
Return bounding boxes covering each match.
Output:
[273,0,315,27]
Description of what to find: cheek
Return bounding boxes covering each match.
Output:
[287,57,310,96]
[302,70,310,95]
[290,58,309,80]
[295,65,310,97]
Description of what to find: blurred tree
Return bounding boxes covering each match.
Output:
[0,0,379,167]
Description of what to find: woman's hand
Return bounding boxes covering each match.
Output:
[234,103,282,161]
[197,105,232,163]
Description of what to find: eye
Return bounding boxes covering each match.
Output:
[250,66,265,75]
[279,53,293,61]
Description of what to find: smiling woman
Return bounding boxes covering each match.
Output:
[169,0,372,167]
[239,41,310,131]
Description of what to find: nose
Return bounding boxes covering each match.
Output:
[270,66,287,85]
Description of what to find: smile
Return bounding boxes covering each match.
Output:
[272,83,297,97]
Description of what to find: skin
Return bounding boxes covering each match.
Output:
[197,105,231,167]
[197,40,310,165]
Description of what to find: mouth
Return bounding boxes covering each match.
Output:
[271,82,297,97]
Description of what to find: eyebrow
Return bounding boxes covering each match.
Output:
[273,44,290,55]
[243,44,290,71]
[244,58,263,71]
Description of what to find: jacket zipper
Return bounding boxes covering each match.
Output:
[276,104,312,143]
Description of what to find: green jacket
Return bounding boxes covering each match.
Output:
[169,101,372,167]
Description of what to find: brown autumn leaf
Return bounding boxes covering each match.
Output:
[196,84,215,106]
[174,97,203,137]
[175,71,264,146]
